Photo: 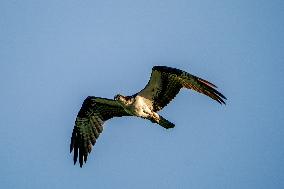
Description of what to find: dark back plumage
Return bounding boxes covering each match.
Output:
[138,66,226,111]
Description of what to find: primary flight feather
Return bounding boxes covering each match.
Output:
[70,66,227,167]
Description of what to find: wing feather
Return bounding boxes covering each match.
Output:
[137,66,226,111]
[70,96,131,167]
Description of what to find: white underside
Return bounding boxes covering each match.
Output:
[124,96,159,120]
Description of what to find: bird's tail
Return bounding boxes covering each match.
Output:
[158,115,175,129]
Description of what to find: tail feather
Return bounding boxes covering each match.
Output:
[158,116,175,129]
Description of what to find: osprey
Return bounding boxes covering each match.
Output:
[70,66,226,167]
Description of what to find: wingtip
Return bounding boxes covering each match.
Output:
[70,144,73,153]
[197,78,217,88]
[73,158,84,168]
[220,101,226,105]
[218,98,226,105]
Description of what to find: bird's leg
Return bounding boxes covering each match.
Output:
[141,106,160,123]
[145,110,175,129]
[148,112,160,124]
[152,112,160,122]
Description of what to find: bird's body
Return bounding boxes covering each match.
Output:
[70,66,227,167]
[116,94,171,128]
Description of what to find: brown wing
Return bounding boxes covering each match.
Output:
[70,96,131,167]
[137,66,226,112]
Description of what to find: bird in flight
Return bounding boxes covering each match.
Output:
[70,66,226,167]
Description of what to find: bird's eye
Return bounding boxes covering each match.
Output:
[114,95,120,100]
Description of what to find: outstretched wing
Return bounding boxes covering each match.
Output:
[70,96,131,167]
[138,66,227,111]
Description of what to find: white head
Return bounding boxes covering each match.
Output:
[114,94,131,105]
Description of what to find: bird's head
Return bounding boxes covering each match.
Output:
[114,94,132,105]
[114,94,125,102]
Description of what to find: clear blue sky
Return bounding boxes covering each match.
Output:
[1,0,283,188]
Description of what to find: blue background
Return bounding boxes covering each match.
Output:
[1,0,283,188]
